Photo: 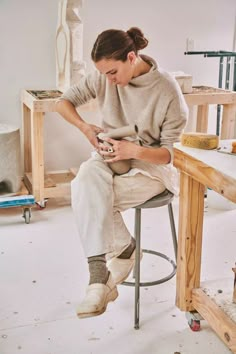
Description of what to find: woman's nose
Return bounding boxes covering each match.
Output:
[108,76,116,84]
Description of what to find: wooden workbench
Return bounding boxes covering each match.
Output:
[21,89,95,205]
[184,86,236,138]
[21,86,236,204]
[174,141,236,353]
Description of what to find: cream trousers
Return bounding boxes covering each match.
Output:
[71,154,166,258]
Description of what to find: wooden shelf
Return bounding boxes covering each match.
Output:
[23,170,77,200]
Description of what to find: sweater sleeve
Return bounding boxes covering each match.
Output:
[160,94,188,162]
[59,71,99,107]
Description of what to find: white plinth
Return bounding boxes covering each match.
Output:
[0,124,21,194]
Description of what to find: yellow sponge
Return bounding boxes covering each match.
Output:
[181,132,219,150]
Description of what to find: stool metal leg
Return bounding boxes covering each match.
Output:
[122,196,177,329]
[168,203,177,261]
[134,208,141,329]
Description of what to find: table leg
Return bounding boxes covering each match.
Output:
[221,104,236,139]
[176,172,205,311]
[23,103,32,173]
[30,112,44,202]
[196,104,209,133]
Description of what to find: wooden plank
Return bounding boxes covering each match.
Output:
[21,89,35,110]
[46,170,74,184]
[175,173,205,311]
[22,103,32,173]
[19,181,29,195]
[30,112,44,202]
[233,267,236,304]
[33,101,57,112]
[43,184,71,198]
[221,104,236,139]
[174,148,236,203]
[196,104,209,133]
[44,175,56,188]
[23,173,32,195]
[184,87,236,106]
[192,288,236,354]
[184,94,236,105]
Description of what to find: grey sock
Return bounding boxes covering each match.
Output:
[118,237,136,259]
[88,254,109,285]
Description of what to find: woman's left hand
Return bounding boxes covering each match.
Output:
[98,137,139,162]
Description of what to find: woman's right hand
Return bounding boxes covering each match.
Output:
[80,123,104,149]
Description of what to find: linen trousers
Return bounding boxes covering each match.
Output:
[71,154,166,258]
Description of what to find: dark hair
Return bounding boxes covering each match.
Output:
[91,27,149,62]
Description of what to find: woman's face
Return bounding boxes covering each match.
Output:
[95,52,136,87]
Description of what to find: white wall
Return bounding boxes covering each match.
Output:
[0,0,236,171]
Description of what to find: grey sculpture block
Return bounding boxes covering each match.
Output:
[0,124,21,195]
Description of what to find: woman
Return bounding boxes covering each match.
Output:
[55,27,188,318]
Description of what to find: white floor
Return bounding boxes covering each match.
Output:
[0,196,236,354]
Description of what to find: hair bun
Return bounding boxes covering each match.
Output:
[126,27,148,50]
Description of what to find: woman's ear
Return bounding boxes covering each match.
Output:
[127,51,136,65]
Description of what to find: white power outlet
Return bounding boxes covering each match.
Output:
[186,38,194,52]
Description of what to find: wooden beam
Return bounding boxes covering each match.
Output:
[221,104,236,139]
[23,173,32,195]
[30,112,44,202]
[22,104,32,173]
[44,184,71,198]
[175,172,205,311]
[184,87,236,106]
[174,148,236,203]
[233,267,236,304]
[196,104,209,133]
[192,288,236,354]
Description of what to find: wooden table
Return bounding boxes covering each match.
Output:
[184,86,236,138]
[21,89,95,205]
[174,141,236,353]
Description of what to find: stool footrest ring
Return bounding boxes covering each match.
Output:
[122,249,176,287]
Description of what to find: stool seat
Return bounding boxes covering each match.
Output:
[122,189,177,329]
[135,189,174,209]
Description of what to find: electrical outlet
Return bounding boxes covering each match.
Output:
[186,38,194,52]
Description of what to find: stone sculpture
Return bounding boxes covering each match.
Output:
[56,0,85,92]
[0,124,21,195]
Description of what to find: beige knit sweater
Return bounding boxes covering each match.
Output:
[61,55,188,195]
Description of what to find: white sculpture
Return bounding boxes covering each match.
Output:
[56,0,86,92]
[0,124,21,195]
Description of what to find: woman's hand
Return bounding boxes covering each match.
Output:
[80,123,104,149]
[98,137,139,162]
